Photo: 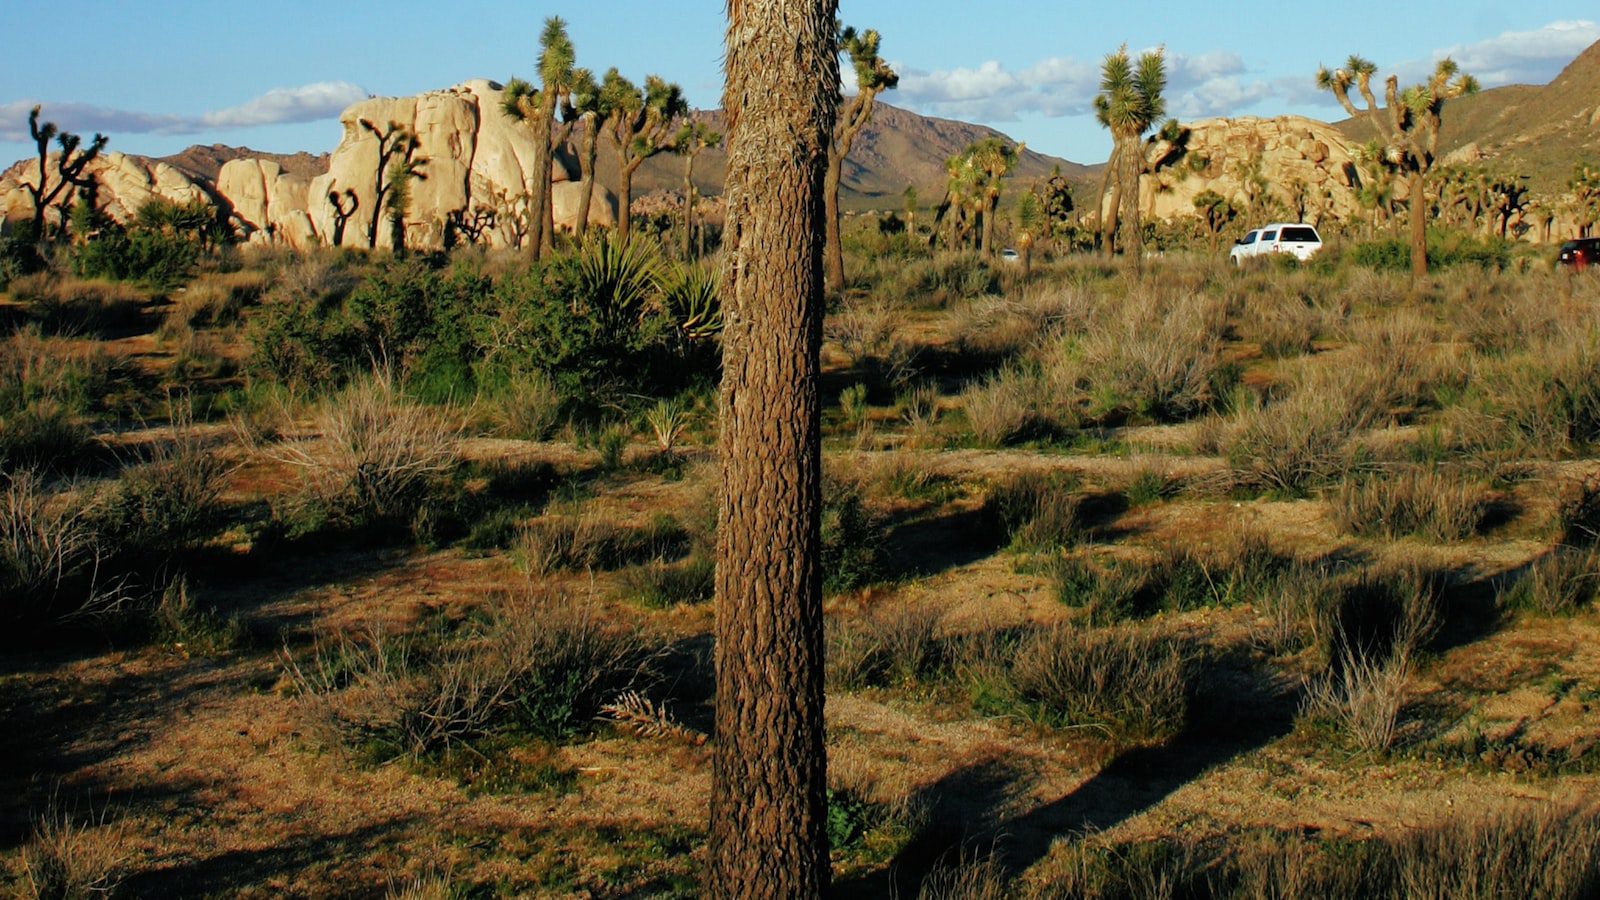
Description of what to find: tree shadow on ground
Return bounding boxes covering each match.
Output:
[833,654,1300,897]
[118,817,420,898]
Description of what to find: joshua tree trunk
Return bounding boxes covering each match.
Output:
[1408,169,1427,280]
[1099,142,1121,257]
[1121,134,1144,267]
[525,96,558,259]
[711,0,837,895]
[683,152,697,260]
[823,161,845,288]
[576,122,599,239]
[618,163,638,243]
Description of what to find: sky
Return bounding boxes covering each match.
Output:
[2,2,1597,168]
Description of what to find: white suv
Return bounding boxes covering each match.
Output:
[1230,223,1323,265]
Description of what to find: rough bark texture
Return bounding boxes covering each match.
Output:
[1409,169,1428,281]
[711,0,838,896]
[618,163,636,243]
[525,95,557,259]
[576,121,598,240]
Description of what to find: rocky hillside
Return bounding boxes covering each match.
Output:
[159,145,330,183]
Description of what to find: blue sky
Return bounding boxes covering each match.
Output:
[2,2,1596,167]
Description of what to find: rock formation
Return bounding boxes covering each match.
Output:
[1139,116,1362,225]
[0,80,616,249]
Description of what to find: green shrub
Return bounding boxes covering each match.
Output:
[821,479,885,594]
[72,227,200,290]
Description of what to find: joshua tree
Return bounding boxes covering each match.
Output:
[902,184,919,235]
[823,25,899,291]
[1193,189,1237,253]
[1094,45,1167,263]
[1038,166,1076,252]
[20,106,107,240]
[968,137,1020,259]
[359,119,425,251]
[327,188,358,247]
[934,150,985,251]
[503,17,577,259]
[601,70,688,243]
[711,0,838,894]
[564,68,605,239]
[1317,55,1478,278]
[1013,189,1043,277]
[385,153,427,254]
[1484,172,1529,240]
[1570,161,1600,238]
[674,120,722,259]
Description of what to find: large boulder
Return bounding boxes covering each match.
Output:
[216,158,319,248]
[0,151,211,228]
[1139,116,1363,226]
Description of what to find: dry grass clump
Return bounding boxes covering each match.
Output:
[1219,362,1385,493]
[825,603,944,689]
[916,852,1011,900]
[1236,290,1324,358]
[1328,465,1488,542]
[516,508,687,578]
[1480,325,1600,457]
[961,367,1037,446]
[1029,802,1600,899]
[827,296,906,371]
[160,269,269,337]
[0,327,118,470]
[9,271,147,336]
[483,370,562,440]
[268,372,460,531]
[102,407,229,554]
[1498,545,1600,617]
[947,283,1094,359]
[18,801,130,900]
[1038,289,1229,424]
[1297,569,1441,754]
[0,470,99,622]
[984,469,1084,553]
[289,591,656,757]
[1003,624,1190,744]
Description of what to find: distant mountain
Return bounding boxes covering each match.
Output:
[158,144,330,184]
[617,102,1094,212]
[1335,38,1600,192]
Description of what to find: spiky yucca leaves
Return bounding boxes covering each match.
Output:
[661,263,723,344]
[602,690,706,745]
[573,234,664,347]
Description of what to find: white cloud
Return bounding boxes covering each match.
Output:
[201,82,369,128]
[1423,20,1600,86]
[0,81,369,143]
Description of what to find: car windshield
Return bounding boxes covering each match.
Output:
[1281,227,1319,242]
[1240,232,1257,244]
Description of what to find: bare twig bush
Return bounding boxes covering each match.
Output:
[1328,465,1488,541]
[516,507,686,577]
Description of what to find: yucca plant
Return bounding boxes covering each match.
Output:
[661,263,723,343]
[644,398,689,453]
[572,234,663,347]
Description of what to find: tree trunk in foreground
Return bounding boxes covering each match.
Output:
[711,0,838,897]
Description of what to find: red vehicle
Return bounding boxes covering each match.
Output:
[1559,238,1600,270]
